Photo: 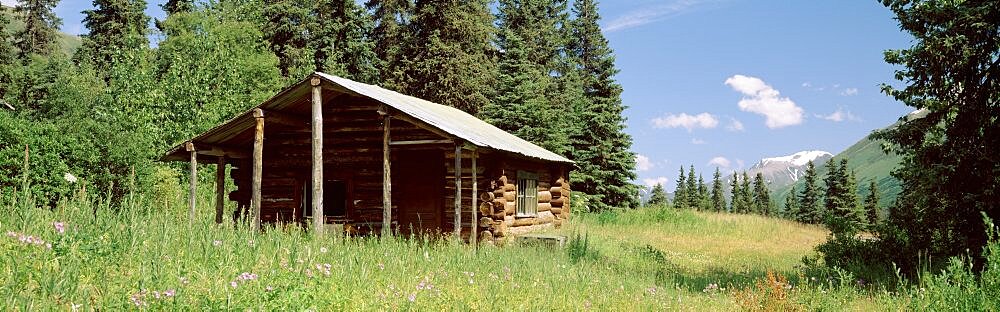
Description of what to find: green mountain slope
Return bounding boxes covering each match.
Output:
[1,5,82,56]
[773,128,903,209]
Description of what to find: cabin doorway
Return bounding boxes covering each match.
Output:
[393,150,444,235]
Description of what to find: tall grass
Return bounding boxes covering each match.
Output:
[2,185,996,310]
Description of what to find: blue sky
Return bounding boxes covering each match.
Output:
[17,0,912,191]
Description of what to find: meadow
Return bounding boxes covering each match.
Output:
[1,184,997,310]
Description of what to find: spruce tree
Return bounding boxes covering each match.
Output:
[710,167,725,212]
[874,0,1000,270]
[311,0,379,83]
[648,183,667,207]
[0,11,16,101]
[752,172,772,216]
[784,184,799,219]
[696,174,708,211]
[366,0,413,90]
[674,166,687,209]
[864,179,880,229]
[13,0,61,58]
[78,0,150,73]
[262,0,315,79]
[156,0,195,31]
[738,172,752,214]
[824,158,866,238]
[483,0,568,155]
[403,0,496,115]
[729,172,740,213]
[797,160,821,223]
[566,0,637,210]
[686,165,698,209]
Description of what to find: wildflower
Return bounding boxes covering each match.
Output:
[164,289,176,297]
[179,277,189,285]
[584,300,592,310]
[230,281,238,289]
[320,247,328,253]
[377,263,384,270]
[266,285,274,292]
[238,272,258,281]
[213,240,222,247]
[53,222,65,234]
[408,292,416,302]
[6,231,16,237]
[152,291,161,299]
[646,287,657,295]
[64,172,77,183]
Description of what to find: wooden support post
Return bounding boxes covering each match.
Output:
[471,149,477,246]
[382,114,392,237]
[252,109,265,232]
[311,77,324,236]
[215,156,226,224]
[186,142,197,223]
[454,144,462,240]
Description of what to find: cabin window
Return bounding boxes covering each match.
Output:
[303,180,348,220]
[516,171,538,217]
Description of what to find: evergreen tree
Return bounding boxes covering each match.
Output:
[13,0,62,58]
[710,167,725,212]
[797,160,821,223]
[648,183,667,207]
[752,172,772,216]
[311,0,379,83]
[875,0,1000,271]
[482,0,568,155]
[728,172,740,213]
[696,174,708,211]
[823,158,866,238]
[262,0,315,79]
[366,0,413,90]
[77,0,150,74]
[686,165,697,209]
[0,11,16,102]
[784,184,799,219]
[402,0,497,115]
[674,166,687,209]
[155,0,195,32]
[566,0,637,211]
[739,172,752,214]
[864,179,880,229]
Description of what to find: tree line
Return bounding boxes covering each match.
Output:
[0,0,637,211]
[646,165,776,216]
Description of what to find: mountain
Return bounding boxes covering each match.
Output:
[1,5,82,56]
[771,120,912,210]
[746,150,834,188]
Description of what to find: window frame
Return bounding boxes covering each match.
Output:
[515,171,538,217]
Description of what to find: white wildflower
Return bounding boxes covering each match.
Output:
[64,172,78,183]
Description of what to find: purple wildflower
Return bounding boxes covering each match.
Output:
[53,222,65,234]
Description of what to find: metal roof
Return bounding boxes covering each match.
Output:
[162,72,573,164]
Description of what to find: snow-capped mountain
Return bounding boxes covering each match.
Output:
[747,150,833,188]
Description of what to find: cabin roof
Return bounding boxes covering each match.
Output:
[160,72,574,164]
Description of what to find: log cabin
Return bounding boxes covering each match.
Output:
[160,73,573,243]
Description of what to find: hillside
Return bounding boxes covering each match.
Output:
[1,5,82,56]
[772,126,904,209]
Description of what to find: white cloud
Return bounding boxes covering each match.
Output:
[736,159,745,169]
[0,0,18,7]
[801,82,812,88]
[817,108,860,122]
[642,177,670,188]
[691,138,706,145]
[708,156,731,168]
[841,88,859,96]
[726,118,745,132]
[636,154,654,172]
[724,74,804,129]
[603,0,714,33]
[651,112,719,131]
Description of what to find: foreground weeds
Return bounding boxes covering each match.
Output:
[2,188,997,310]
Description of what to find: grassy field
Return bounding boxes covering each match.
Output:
[2,184,996,310]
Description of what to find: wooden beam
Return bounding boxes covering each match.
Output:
[382,115,392,237]
[311,77,324,236]
[471,149,477,246]
[186,142,197,224]
[388,111,457,141]
[257,108,309,128]
[251,111,264,232]
[454,144,462,240]
[192,143,250,159]
[215,155,226,224]
[388,139,453,146]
